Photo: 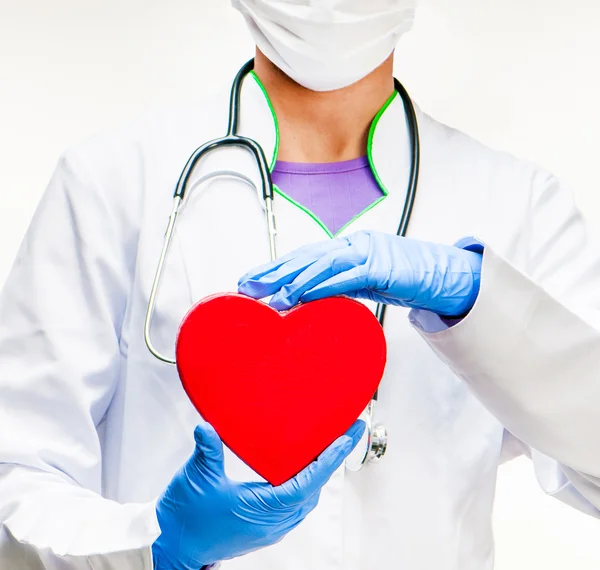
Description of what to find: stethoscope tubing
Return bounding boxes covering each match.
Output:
[144,58,421,468]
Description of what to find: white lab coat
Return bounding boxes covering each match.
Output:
[0,71,599,570]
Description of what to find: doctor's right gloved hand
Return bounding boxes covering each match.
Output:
[152,419,365,570]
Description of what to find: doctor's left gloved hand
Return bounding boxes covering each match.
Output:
[152,420,365,570]
[238,230,483,317]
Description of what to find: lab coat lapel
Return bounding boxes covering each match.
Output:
[338,91,413,239]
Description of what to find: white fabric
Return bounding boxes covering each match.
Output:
[0,71,599,569]
[231,0,415,91]
[410,245,600,513]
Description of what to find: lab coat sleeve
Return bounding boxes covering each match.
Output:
[0,152,161,567]
[410,172,600,515]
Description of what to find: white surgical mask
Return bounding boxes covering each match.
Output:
[231,0,417,92]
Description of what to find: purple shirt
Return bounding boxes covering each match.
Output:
[272,156,384,236]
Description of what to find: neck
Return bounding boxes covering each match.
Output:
[253,49,395,163]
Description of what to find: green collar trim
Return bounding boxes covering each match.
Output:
[367,90,398,198]
[273,184,335,238]
[249,71,396,238]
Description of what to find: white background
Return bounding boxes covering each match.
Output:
[1,0,599,567]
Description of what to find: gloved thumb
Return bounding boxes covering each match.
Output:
[272,420,366,507]
[191,421,225,476]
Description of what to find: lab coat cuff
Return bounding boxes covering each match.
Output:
[409,245,541,423]
[411,246,600,486]
[86,500,162,569]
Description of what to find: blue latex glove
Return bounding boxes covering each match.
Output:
[152,419,365,570]
[238,231,482,317]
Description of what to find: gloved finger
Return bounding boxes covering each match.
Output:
[239,242,350,301]
[238,239,344,293]
[272,420,366,507]
[238,255,316,300]
[299,266,371,304]
[341,419,367,448]
[300,287,384,304]
[269,247,367,310]
[191,421,225,476]
[353,289,408,307]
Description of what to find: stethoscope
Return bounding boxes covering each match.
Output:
[144,58,420,472]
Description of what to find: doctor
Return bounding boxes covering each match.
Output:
[1,0,600,569]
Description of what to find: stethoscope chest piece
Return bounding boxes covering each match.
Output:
[369,423,388,462]
[345,401,389,472]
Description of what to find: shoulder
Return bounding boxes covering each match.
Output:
[415,108,560,224]
[412,110,567,259]
[50,89,230,228]
[417,109,552,193]
[61,89,229,185]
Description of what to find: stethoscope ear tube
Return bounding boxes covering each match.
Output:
[374,79,420,331]
[144,195,182,365]
[144,60,277,364]
[143,134,277,364]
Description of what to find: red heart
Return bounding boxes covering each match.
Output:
[176,293,387,486]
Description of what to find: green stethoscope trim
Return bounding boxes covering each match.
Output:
[249,71,396,239]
